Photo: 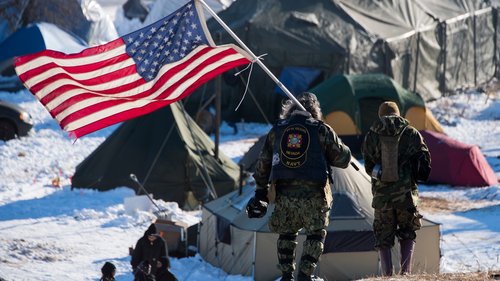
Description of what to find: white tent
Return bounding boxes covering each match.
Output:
[200,158,440,281]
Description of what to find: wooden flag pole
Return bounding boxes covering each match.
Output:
[197,0,307,112]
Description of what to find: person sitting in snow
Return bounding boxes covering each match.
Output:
[131,223,168,281]
[100,261,116,281]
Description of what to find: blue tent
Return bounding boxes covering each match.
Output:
[0,25,46,63]
[0,23,87,90]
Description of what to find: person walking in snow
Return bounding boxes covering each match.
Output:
[362,101,431,276]
[246,92,351,281]
[131,223,168,280]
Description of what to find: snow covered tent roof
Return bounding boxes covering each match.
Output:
[200,158,440,281]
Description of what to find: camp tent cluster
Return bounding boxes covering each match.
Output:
[200,158,440,281]
[3,0,497,280]
[199,0,498,123]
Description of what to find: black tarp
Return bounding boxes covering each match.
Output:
[193,0,498,123]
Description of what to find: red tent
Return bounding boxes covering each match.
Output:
[420,130,498,187]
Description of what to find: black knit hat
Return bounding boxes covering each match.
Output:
[144,223,157,236]
[101,262,116,276]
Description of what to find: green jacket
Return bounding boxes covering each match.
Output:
[362,115,430,209]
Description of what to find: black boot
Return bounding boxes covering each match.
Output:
[400,239,415,275]
[297,271,324,281]
[297,271,310,281]
[280,272,294,281]
[379,247,393,276]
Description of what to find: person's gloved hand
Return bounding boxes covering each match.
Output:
[411,152,431,182]
[246,189,269,218]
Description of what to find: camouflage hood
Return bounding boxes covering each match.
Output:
[370,115,409,136]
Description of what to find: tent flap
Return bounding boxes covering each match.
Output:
[324,230,376,253]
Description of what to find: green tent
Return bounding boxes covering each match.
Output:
[310,73,444,153]
[71,102,240,208]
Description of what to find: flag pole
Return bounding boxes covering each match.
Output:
[196,0,307,112]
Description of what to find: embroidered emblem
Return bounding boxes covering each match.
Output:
[279,124,310,168]
[287,134,302,148]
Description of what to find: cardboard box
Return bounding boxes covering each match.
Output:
[155,219,189,255]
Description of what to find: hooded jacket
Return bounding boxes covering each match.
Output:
[131,223,168,276]
[362,115,430,209]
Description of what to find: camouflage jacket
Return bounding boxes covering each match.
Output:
[362,115,430,209]
[253,111,351,200]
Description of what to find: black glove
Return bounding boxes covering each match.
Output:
[411,152,431,183]
[246,189,269,218]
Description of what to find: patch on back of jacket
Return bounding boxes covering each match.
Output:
[279,124,310,168]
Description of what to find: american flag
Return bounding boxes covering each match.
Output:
[14,0,251,138]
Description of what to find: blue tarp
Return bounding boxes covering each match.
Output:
[275,66,322,96]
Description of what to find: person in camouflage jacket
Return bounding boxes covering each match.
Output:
[246,92,351,281]
[362,101,431,276]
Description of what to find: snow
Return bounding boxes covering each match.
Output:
[0,88,259,281]
[1,84,499,281]
[0,1,499,280]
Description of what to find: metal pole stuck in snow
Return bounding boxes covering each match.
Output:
[197,0,307,112]
[130,173,162,212]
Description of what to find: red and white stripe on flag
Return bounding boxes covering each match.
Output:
[14,1,251,138]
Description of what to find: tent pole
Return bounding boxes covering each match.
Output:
[413,31,421,93]
[214,75,221,159]
[473,13,477,87]
[130,174,162,212]
[252,231,257,279]
[197,0,306,112]
[213,31,223,160]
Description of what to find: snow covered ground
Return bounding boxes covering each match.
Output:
[0,82,499,281]
[0,0,499,280]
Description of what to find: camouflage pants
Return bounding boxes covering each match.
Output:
[373,207,422,249]
[268,192,330,275]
